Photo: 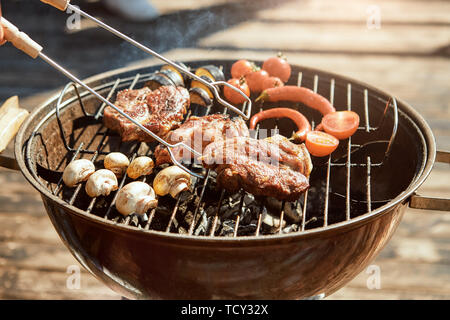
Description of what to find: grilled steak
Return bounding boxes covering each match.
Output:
[201,134,312,201]
[103,86,190,142]
[154,114,249,165]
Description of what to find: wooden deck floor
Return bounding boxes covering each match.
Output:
[0,0,449,299]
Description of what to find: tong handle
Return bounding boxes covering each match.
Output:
[0,17,43,58]
[40,0,69,11]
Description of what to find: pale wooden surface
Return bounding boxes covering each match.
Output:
[0,0,449,300]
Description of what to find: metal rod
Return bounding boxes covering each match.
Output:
[94,78,121,120]
[297,71,309,232]
[188,168,211,235]
[233,215,240,237]
[209,189,226,237]
[66,4,252,120]
[278,201,286,234]
[364,89,370,133]
[366,156,372,213]
[322,78,335,227]
[166,195,183,233]
[144,208,157,230]
[55,83,94,154]
[345,83,352,220]
[297,72,303,87]
[383,97,398,160]
[233,189,246,237]
[330,78,335,106]
[255,207,263,237]
[252,120,264,236]
[323,156,331,227]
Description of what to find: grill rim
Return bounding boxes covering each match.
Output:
[15,60,436,244]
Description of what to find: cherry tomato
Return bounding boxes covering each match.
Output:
[262,55,291,83]
[321,111,360,140]
[245,69,269,93]
[261,76,284,90]
[224,78,250,104]
[305,131,339,157]
[231,60,255,79]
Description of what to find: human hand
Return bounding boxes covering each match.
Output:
[0,25,5,45]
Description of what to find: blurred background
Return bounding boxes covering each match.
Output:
[0,0,449,299]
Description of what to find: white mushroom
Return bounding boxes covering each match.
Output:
[85,169,119,198]
[62,159,95,187]
[127,156,154,179]
[153,166,191,198]
[115,181,158,216]
[104,152,130,178]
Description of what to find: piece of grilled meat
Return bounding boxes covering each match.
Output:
[201,134,312,201]
[103,86,190,142]
[154,114,250,165]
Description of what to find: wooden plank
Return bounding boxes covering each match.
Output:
[329,260,450,295]
[0,267,120,300]
[329,286,450,300]
[0,214,61,244]
[397,209,450,240]
[0,241,80,272]
[198,21,450,55]
[0,241,448,299]
[151,0,243,14]
[257,0,450,24]
[0,169,45,217]
[378,237,450,264]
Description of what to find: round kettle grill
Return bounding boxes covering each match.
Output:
[0,0,449,300]
[1,60,447,299]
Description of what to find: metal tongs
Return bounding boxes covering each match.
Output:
[1,0,253,179]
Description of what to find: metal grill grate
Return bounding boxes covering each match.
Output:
[26,66,399,237]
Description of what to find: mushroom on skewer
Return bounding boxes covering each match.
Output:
[153,166,192,199]
[115,181,158,216]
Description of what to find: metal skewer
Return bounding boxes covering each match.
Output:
[0,16,205,178]
[40,0,252,120]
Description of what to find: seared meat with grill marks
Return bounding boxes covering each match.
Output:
[201,134,312,201]
[103,86,190,142]
[154,114,249,165]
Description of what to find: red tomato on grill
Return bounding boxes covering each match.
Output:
[224,78,250,104]
[262,55,292,83]
[245,69,270,93]
[321,111,360,140]
[305,131,339,157]
[231,60,255,79]
[261,76,284,90]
